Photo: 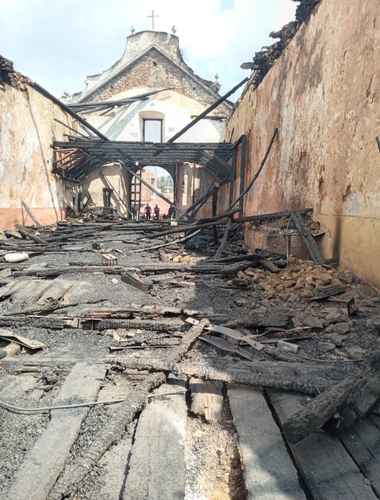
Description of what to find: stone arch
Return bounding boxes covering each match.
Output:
[133,164,174,219]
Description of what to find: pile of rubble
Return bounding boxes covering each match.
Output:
[0,54,29,90]
[242,259,352,300]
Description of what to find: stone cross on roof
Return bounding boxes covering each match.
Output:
[147,10,158,30]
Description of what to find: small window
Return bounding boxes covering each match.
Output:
[143,119,163,143]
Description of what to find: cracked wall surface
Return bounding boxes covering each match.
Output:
[226,0,380,286]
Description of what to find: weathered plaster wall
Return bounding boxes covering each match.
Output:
[225,0,380,286]
[0,83,74,228]
[82,164,130,215]
[89,89,225,143]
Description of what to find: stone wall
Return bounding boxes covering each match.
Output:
[0,81,75,228]
[87,50,230,115]
[225,0,380,286]
[125,31,182,65]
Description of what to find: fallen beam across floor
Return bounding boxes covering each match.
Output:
[113,358,357,396]
[267,390,378,500]
[283,354,380,443]
[48,373,166,500]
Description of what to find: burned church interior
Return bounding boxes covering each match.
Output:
[1,0,380,498]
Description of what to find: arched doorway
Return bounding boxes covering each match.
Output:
[131,166,174,219]
[83,162,130,215]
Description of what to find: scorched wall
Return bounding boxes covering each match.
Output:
[226,0,380,286]
[0,81,74,228]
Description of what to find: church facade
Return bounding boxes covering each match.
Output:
[64,29,232,216]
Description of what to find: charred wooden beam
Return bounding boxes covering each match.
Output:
[67,88,174,112]
[54,119,91,140]
[30,81,109,141]
[228,128,279,211]
[166,77,248,144]
[283,352,380,443]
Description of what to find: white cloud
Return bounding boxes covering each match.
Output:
[0,0,296,95]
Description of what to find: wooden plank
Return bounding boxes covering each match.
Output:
[214,218,232,258]
[200,335,255,361]
[94,433,134,500]
[122,382,187,500]
[8,362,106,500]
[228,128,279,211]
[48,373,166,500]
[340,417,380,496]
[90,378,138,500]
[134,229,201,253]
[283,359,380,443]
[310,284,347,302]
[120,271,152,292]
[31,81,109,141]
[207,324,266,351]
[291,213,324,265]
[282,374,363,444]
[118,357,356,396]
[267,390,378,500]
[228,385,305,499]
[16,225,46,245]
[190,378,224,423]
[0,329,46,351]
[171,319,209,362]
[179,182,219,221]
[21,201,42,227]
[245,208,313,225]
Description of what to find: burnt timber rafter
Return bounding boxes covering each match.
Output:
[53,140,235,182]
[67,88,174,114]
[166,77,248,144]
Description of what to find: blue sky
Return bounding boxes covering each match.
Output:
[0,0,296,98]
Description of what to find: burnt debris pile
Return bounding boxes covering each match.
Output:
[248,0,321,88]
[0,55,14,84]
[0,55,29,90]
[294,0,321,23]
